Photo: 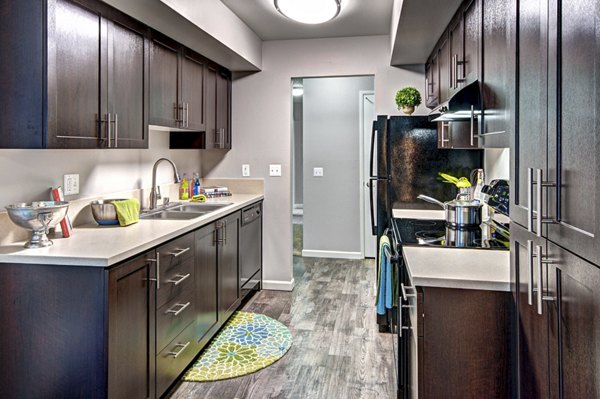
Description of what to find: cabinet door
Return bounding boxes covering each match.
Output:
[195,224,218,341]
[108,20,148,148]
[181,52,205,131]
[108,252,156,399]
[149,38,180,128]
[462,0,480,84]
[480,0,515,146]
[218,212,240,321]
[511,223,549,399]
[546,241,600,398]
[438,35,451,103]
[545,0,600,266]
[424,58,438,109]
[216,71,231,149]
[511,0,548,231]
[448,13,464,95]
[48,0,104,148]
[205,65,218,148]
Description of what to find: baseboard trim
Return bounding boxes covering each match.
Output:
[262,278,295,291]
[301,250,363,260]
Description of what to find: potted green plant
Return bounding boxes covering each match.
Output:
[395,87,422,115]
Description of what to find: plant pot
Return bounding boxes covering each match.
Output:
[400,105,415,115]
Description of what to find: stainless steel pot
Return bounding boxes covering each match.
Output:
[417,194,482,228]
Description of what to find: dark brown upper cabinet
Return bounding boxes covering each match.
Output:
[425,52,439,108]
[204,65,232,150]
[149,34,207,132]
[0,0,149,149]
[448,0,480,98]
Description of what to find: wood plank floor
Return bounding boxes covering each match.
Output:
[168,256,397,399]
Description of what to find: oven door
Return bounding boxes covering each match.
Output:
[398,253,418,399]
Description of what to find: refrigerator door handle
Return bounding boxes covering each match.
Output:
[369,177,378,235]
[369,121,377,178]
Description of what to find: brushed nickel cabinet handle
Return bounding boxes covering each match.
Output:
[169,247,190,257]
[148,252,160,289]
[166,301,191,316]
[168,341,191,358]
[527,168,534,233]
[167,273,191,286]
[113,113,118,148]
[106,113,112,148]
[527,240,534,306]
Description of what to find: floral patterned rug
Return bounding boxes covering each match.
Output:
[182,311,293,382]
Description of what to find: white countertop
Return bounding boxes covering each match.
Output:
[402,246,510,292]
[394,208,510,292]
[0,194,263,267]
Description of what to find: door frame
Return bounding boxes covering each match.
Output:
[359,90,376,258]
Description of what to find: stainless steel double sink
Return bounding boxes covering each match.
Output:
[140,202,232,220]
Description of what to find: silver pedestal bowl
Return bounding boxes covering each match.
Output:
[5,201,70,248]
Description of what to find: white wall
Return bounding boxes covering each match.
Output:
[0,130,202,210]
[201,35,426,290]
[484,148,510,182]
[302,76,374,257]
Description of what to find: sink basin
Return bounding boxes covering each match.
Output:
[140,211,206,220]
[172,203,233,213]
[139,202,232,220]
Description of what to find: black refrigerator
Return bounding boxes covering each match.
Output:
[369,115,482,329]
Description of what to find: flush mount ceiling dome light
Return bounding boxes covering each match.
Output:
[274,0,341,25]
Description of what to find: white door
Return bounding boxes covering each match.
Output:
[360,92,376,258]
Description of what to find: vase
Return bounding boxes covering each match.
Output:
[401,105,415,115]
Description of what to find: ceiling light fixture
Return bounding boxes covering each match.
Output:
[274,0,341,25]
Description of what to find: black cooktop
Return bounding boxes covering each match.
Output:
[392,218,509,250]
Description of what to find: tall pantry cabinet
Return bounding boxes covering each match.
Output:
[510,0,600,397]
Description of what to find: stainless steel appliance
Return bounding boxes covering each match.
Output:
[240,202,262,299]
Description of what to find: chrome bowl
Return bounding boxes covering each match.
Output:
[5,201,70,248]
[90,199,128,225]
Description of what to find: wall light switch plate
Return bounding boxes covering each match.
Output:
[63,174,80,195]
[242,164,250,177]
[269,164,282,177]
[313,167,324,177]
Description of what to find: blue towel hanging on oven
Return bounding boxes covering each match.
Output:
[376,235,393,315]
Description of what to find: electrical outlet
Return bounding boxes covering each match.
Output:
[313,167,324,177]
[242,164,250,177]
[63,174,80,195]
[269,164,282,177]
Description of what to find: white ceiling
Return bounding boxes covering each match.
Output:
[220,0,394,41]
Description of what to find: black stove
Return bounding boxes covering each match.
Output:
[392,218,509,250]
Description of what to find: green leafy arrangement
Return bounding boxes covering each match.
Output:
[395,87,422,108]
[439,172,471,188]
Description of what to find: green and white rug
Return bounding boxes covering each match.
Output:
[183,311,293,382]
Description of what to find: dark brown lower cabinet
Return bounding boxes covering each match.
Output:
[511,223,600,398]
[195,223,219,345]
[108,252,157,399]
[0,251,156,399]
[416,287,511,398]
[218,211,241,322]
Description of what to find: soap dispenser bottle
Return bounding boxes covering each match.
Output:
[180,174,189,200]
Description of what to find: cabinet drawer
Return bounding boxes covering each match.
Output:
[157,256,194,308]
[157,288,196,352]
[156,321,198,397]
[157,233,194,276]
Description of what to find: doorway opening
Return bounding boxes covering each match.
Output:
[291,75,375,260]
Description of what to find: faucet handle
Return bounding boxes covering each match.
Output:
[156,186,162,200]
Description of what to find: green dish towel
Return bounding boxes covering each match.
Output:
[112,199,140,227]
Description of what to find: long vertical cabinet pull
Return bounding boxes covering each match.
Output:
[106,113,112,148]
[528,168,558,236]
[535,245,544,315]
[113,113,118,148]
[527,240,534,305]
[148,252,160,289]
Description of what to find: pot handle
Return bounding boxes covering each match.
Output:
[417,194,445,208]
